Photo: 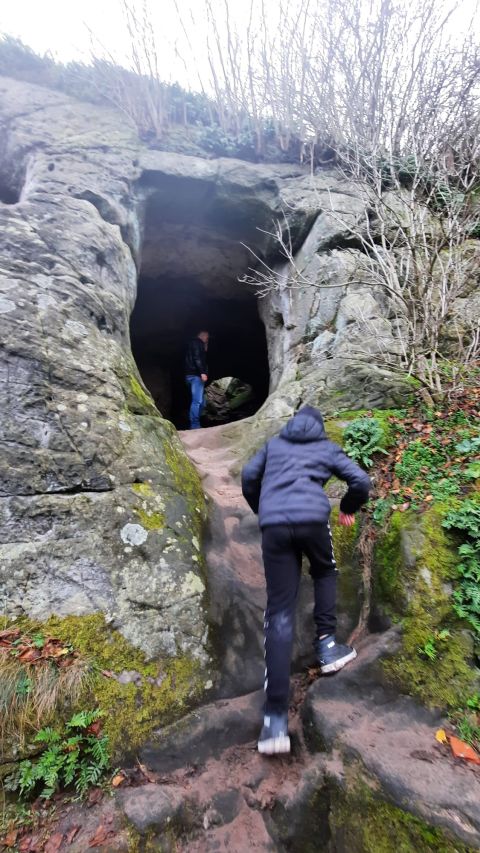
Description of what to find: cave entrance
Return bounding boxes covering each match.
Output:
[131,173,270,429]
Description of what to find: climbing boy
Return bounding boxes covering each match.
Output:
[241,405,371,755]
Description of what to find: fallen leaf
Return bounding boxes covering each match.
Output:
[450,736,480,765]
[44,833,64,853]
[3,829,18,848]
[86,721,102,737]
[24,834,43,852]
[17,647,42,663]
[101,669,114,678]
[111,772,126,787]
[424,495,433,502]
[65,825,80,845]
[137,761,158,784]
[87,787,104,807]
[435,728,448,744]
[0,628,22,645]
[88,825,113,848]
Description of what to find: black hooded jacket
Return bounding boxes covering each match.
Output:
[241,406,371,527]
[185,337,208,377]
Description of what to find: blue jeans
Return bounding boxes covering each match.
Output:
[186,375,205,429]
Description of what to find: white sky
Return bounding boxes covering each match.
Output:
[1,0,478,87]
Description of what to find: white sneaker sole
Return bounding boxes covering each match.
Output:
[257,734,291,755]
[320,648,357,674]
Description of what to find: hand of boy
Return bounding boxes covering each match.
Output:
[338,512,355,527]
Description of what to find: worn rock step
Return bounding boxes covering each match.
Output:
[303,628,480,849]
[140,690,264,773]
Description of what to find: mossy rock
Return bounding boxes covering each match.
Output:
[330,505,363,635]
[329,767,475,853]
[374,507,477,708]
[2,614,207,759]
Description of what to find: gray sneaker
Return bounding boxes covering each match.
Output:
[257,712,290,755]
[315,635,357,674]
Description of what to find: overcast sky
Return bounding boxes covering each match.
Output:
[1,0,478,88]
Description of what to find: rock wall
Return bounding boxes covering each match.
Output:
[0,78,210,662]
[0,75,411,663]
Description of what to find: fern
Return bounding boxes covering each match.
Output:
[443,502,480,639]
[67,709,102,729]
[343,417,388,468]
[6,709,110,799]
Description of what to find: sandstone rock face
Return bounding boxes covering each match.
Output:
[0,74,443,668]
[0,76,395,660]
[0,77,210,661]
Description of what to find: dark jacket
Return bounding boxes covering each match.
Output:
[241,406,371,527]
[185,337,208,377]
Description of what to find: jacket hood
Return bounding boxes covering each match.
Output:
[280,406,327,443]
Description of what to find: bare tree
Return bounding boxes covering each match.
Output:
[240,149,480,399]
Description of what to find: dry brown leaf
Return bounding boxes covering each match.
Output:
[111,772,126,787]
[43,833,64,853]
[17,647,42,663]
[3,829,18,848]
[88,825,114,848]
[137,762,158,784]
[65,825,80,845]
[87,787,104,807]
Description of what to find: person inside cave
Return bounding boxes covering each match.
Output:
[184,329,209,429]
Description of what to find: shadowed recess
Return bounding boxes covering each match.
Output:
[131,174,270,428]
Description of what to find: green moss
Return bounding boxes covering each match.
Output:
[28,615,205,757]
[131,482,155,498]
[374,511,406,615]
[163,432,204,513]
[162,430,206,560]
[129,376,157,414]
[330,505,359,564]
[378,508,476,708]
[329,506,363,628]
[325,418,346,446]
[134,509,165,530]
[131,482,166,531]
[330,771,473,853]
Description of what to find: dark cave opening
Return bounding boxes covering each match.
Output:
[0,177,20,205]
[131,275,269,428]
[130,171,276,428]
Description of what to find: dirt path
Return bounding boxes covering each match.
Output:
[179,424,265,590]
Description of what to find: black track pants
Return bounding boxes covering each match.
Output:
[261,522,338,715]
